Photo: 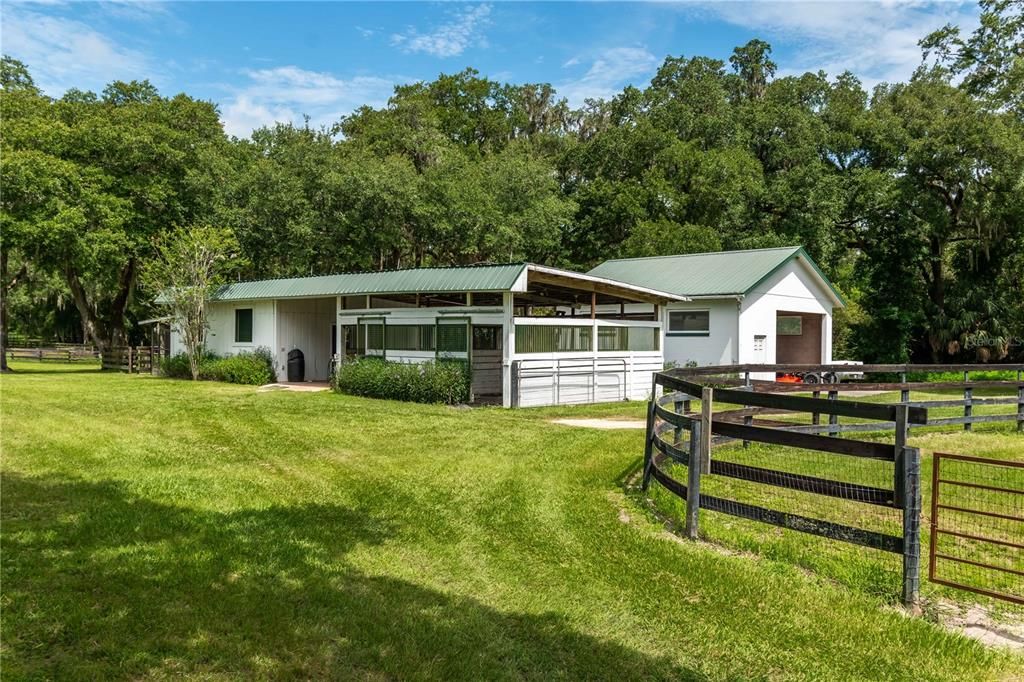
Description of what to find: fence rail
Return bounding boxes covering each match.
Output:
[643,372,924,605]
[645,366,1024,607]
[665,364,1024,434]
[6,344,99,362]
[101,346,165,374]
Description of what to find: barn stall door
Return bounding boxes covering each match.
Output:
[471,325,503,403]
[775,312,822,364]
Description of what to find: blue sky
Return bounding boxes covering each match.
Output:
[2,1,979,138]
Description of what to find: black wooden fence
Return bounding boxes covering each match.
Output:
[675,363,1024,433]
[643,371,928,606]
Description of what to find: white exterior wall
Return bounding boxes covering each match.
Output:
[171,299,277,359]
[660,299,739,368]
[739,259,835,379]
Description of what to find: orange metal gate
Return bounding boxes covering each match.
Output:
[929,453,1024,605]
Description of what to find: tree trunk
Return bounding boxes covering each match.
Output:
[1,250,9,372]
[64,259,137,352]
[926,236,946,363]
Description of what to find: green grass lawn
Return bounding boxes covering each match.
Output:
[2,363,1022,680]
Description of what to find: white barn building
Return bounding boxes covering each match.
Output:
[589,247,845,373]
[171,263,687,407]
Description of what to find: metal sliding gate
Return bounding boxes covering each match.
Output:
[929,453,1024,605]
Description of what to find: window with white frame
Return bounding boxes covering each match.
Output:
[667,310,710,335]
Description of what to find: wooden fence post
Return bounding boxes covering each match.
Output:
[674,395,685,446]
[642,399,655,491]
[894,403,909,506]
[828,390,838,437]
[743,372,752,448]
[685,420,702,539]
[964,370,972,432]
[811,390,821,426]
[901,443,922,610]
[1018,383,1023,433]
[127,346,133,373]
[700,386,713,474]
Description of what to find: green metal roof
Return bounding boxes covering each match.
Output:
[209,263,528,301]
[588,246,844,304]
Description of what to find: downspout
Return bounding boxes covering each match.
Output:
[734,295,744,365]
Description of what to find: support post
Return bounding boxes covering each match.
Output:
[642,399,655,491]
[1018,385,1023,433]
[928,453,941,584]
[894,403,909,506]
[827,390,838,437]
[743,373,752,448]
[685,420,702,539]
[811,390,820,426]
[700,386,713,474]
[674,396,684,446]
[901,445,921,610]
[127,346,133,373]
[963,370,972,432]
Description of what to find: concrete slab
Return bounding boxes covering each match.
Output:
[258,382,331,393]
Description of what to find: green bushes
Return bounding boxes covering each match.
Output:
[333,357,471,404]
[160,347,275,386]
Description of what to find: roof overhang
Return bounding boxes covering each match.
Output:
[744,248,845,307]
[520,264,690,304]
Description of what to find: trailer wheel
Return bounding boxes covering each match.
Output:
[824,372,839,384]
[804,372,821,384]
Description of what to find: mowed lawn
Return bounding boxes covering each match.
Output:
[2,364,1021,680]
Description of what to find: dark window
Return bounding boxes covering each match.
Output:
[472,326,501,351]
[234,308,253,343]
[342,295,367,310]
[777,316,803,336]
[668,310,710,334]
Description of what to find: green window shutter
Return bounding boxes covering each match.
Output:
[436,324,468,353]
[365,323,384,351]
[514,325,592,353]
[235,309,253,343]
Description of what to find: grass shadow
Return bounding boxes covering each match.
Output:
[2,472,701,680]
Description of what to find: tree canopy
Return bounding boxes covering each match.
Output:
[1,0,1022,362]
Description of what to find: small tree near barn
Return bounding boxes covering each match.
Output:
[147,226,236,380]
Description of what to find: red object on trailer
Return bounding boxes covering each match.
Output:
[776,373,803,383]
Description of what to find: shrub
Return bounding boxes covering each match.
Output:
[202,347,275,385]
[160,347,275,386]
[160,350,218,379]
[333,357,471,405]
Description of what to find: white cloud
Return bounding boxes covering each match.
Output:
[0,3,160,95]
[557,47,660,104]
[220,66,397,138]
[690,1,978,89]
[390,4,491,57]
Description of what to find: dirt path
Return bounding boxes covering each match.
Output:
[550,418,646,430]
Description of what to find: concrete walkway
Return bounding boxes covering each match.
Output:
[258,382,331,393]
[550,418,646,430]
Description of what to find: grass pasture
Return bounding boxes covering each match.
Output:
[1,363,1022,680]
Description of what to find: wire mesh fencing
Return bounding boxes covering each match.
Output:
[644,373,924,605]
[929,453,1024,605]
